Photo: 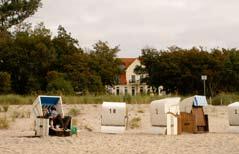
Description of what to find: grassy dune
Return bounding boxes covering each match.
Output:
[0,93,238,105]
[0,94,166,105]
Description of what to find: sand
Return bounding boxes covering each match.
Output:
[0,104,239,154]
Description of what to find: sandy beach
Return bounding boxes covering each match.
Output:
[0,104,239,154]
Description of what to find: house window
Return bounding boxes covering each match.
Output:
[140,87,144,94]
[115,76,119,84]
[132,87,135,96]
[116,87,120,95]
[124,87,128,95]
[147,86,151,94]
[140,75,143,83]
[131,75,136,83]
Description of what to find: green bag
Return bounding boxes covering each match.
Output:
[71,126,78,135]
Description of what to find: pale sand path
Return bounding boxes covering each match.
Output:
[0,105,238,154]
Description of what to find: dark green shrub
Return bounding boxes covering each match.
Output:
[0,72,11,93]
[47,78,74,94]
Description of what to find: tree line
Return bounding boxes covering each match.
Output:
[0,23,122,94]
[137,47,239,96]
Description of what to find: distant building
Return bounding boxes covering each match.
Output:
[110,58,150,95]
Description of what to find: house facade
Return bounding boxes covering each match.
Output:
[110,58,150,95]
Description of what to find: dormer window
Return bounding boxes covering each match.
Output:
[131,75,136,83]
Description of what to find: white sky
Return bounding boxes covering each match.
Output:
[28,0,239,57]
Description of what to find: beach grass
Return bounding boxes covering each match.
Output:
[0,93,238,105]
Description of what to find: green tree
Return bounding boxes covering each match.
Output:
[221,48,239,92]
[0,0,42,31]
[89,41,122,87]
[139,46,225,96]
[0,23,55,94]
[52,25,88,92]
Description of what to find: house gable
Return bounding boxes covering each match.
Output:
[118,58,137,85]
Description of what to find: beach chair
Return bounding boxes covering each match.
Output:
[101,102,128,134]
[32,95,70,137]
[150,97,181,135]
[179,95,209,133]
[227,102,239,133]
[228,102,239,126]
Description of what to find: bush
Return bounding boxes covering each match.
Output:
[0,72,11,93]
[47,78,74,94]
[129,117,141,129]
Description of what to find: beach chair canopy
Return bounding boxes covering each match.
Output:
[40,96,60,105]
[150,97,181,126]
[32,95,64,118]
[180,95,208,113]
[228,102,239,126]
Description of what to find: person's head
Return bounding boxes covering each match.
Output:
[51,106,56,111]
[49,106,58,119]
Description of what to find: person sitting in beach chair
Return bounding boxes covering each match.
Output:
[49,106,72,136]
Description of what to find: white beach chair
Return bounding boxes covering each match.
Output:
[228,102,239,133]
[101,102,128,134]
[150,97,181,135]
[32,95,64,137]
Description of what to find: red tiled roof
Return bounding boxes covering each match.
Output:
[119,58,137,68]
[119,73,127,85]
[118,58,137,85]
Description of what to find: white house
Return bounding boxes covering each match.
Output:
[110,58,150,95]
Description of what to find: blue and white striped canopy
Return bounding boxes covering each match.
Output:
[193,95,208,106]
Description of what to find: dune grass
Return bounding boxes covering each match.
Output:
[0,116,9,129]
[211,93,239,105]
[0,93,238,105]
[68,108,81,117]
[62,95,166,104]
[129,117,141,129]
[0,95,35,105]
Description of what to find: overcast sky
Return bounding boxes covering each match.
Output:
[28,0,239,57]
